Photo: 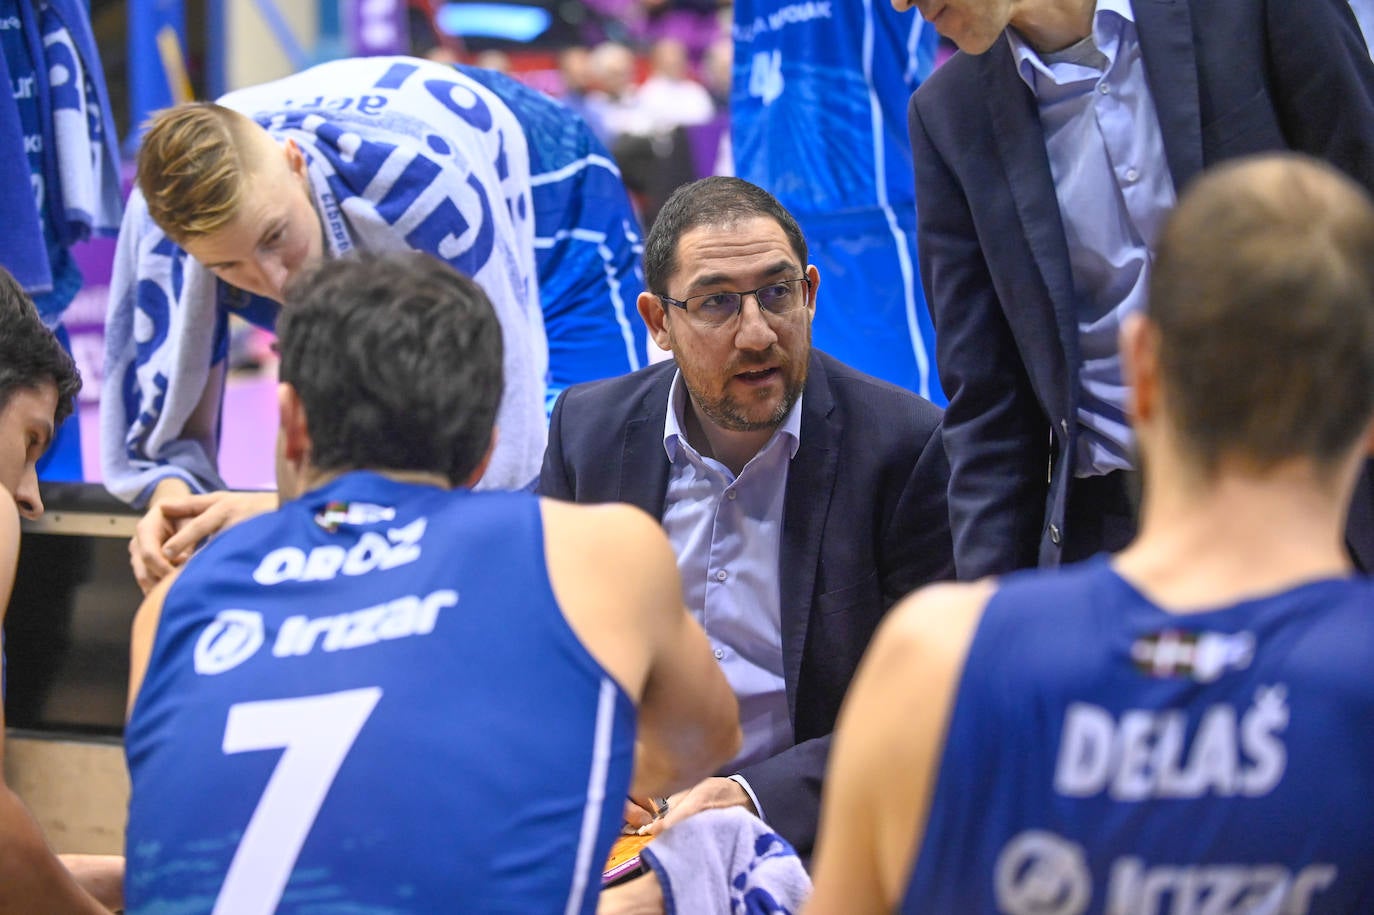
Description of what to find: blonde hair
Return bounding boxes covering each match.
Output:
[137,102,263,244]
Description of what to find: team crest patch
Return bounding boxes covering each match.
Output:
[1130,629,1255,683]
[314,500,397,532]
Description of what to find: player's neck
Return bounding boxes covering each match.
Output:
[300,466,454,494]
[1115,465,1354,612]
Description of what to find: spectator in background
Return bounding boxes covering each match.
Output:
[640,0,724,61]
[700,36,733,112]
[638,38,717,132]
[587,42,653,143]
[0,0,122,481]
[557,46,609,141]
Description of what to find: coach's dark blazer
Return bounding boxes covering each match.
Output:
[540,350,954,856]
[909,0,1374,579]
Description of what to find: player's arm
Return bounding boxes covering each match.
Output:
[621,508,741,799]
[806,581,991,914]
[543,501,741,797]
[127,568,181,719]
[0,491,112,914]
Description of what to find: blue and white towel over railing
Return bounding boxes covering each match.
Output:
[0,0,121,303]
[101,57,548,505]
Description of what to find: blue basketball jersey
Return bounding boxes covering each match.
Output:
[125,472,635,914]
[730,0,944,401]
[458,66,648,413]
[904,557,1374,913]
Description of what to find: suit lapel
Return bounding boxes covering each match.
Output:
[981,38,1080,361]
[1133,0,1203,189]
[779,353,839,723]
[617,371,673,519]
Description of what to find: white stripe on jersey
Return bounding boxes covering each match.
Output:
[565,677,620,915]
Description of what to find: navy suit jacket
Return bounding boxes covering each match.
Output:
[909,0,1374,578]
[540,350,954,856]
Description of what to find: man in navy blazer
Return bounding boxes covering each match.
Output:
[899,0,1374,579]
[541,177,953,861]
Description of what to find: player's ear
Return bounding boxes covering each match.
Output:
[1120,312,1160,426]
[462,429,498,488]
[638,291,673,352]
[283,138,307,178]
[277,382,312,463]
[804,264,819,322]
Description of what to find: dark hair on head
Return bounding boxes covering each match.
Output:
[0,267,81,427]
[276,252,504,486]
[643,177,808,294]
[1148,153,1374,473]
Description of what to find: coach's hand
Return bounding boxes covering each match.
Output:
[641,777,757,837]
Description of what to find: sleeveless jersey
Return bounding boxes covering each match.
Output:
[904,557,1374,914]
[125,472,635,915]
[730,0,945,401]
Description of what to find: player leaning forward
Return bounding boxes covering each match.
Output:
[122,252,740,913]
[105,57,551,589]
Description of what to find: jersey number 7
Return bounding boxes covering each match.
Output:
[211,687,383,914]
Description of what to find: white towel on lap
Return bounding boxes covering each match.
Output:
[641,808,812,915]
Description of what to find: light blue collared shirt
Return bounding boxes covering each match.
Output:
[661,371,801,793]
[1352,0,1374,56]
[1008,0,1175,476]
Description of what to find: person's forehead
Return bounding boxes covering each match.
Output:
[185,178,285,260]
[672,217,799,281]
[0,383,57,429]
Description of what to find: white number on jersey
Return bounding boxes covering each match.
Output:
[212,687,383,915]
[748,50,785,105]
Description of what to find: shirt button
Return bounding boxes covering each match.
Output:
[715,569,728,582]
[1125,167,1140,183]
[1098,82,1109,94]
[1049,523,1062,545]
[726,490,738,501]
[714,648,725,660]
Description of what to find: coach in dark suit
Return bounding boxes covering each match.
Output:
[900,0,1374,579]
[541,177,953,859]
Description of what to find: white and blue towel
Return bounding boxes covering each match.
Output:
[101,57,548,505]
[0,0,121,297]
[642,808,812,915]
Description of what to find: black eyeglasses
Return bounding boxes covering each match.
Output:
[658,277,811,328]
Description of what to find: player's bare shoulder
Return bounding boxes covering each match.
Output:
[873,578,998,682]
[539,498,678,585]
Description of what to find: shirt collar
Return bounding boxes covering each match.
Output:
[662,369,804,464]
[1006,0,1134,90]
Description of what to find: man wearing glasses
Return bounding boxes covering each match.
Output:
[540,176,954,874]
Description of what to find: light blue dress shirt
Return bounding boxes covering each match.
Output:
[1008,0,1175,476]
[661,371,801,789]
[1351,0,1374,56]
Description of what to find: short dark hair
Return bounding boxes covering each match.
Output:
[276,252,504,486]
[643,177,808,294]
[1149,153,1374,472]
[0,268,81,427]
